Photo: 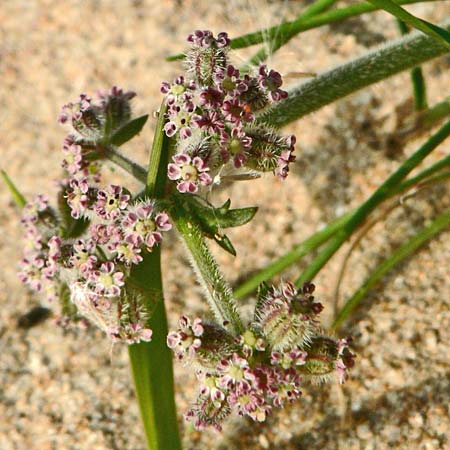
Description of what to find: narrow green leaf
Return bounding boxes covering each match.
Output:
[397,20,428,111]
[215,233,237,256]
[126,100,181,450]
[146,104,168,197]
[1,169,27,208]
[110,114,149,146]
[333,209,450,329]
[295,119,450,286]
[367,0,450,48]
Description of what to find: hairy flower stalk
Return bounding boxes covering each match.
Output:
[168,280,355,431]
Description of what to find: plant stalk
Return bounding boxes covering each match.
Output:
[127,103,182,450]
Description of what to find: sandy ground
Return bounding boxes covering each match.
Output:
[0,1,449,449]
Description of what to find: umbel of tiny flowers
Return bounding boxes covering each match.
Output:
[161,30,296,195]
[167,281,356,431]
[17,87,172,344]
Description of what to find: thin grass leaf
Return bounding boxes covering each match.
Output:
[234,150,450,299]
[127,101,181,450]
[397,20,428,111]
[367,0,450,48]
[1,169,26,208]
[295,119,450,286]
[332,209,450,329]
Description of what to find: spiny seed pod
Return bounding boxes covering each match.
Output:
[168,317,239,368]
[185,392,231,431]
[243,124,295,177]
[186,31,229,87]
[297,336,355,384]
[253,282,321,351]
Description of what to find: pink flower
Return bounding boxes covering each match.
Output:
[167,154,212,193]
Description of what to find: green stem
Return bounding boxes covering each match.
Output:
[104,145,147,184]
[260,24,450,128]
[172,198,244,334]
[1,170,27,208]
[128,250,181,450]
[295,119,450,286]
[332,209,450,329]
[397,20,428,111]
[127,106,181,450]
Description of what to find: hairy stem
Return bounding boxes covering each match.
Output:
[172,198,244,334]
[104,145,147,184]
[260,24,449,127]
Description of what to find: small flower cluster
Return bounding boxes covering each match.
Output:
[168,281,355,430]
[18,88,172,343]
[18,195,61,302]
[162,30,296,194]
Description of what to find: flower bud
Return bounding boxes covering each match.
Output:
[253,281,321,350]
[298,336,355,384]
[243,125,295,178]
[186,30,229,87]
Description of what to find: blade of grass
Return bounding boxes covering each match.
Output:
[332,208,450,329]
[295,119,450,287]
[397,20,428,111]
[260,23,450,128]
[127,105,181,450]
[234,153,450,299]
[367,0,450,48]
[166,0,439,60]
[332,172,450,316]
[1,169,27,208]
[396,96,450,140]
[233,212,351,299]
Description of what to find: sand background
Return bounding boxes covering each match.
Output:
[0,1,449,449]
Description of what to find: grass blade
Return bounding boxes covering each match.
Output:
[1,169,26,208]
[127,102,181,450]
[397,20,428,111]
[367,0,450,48]
[295,119,450,286]
[332,209,450,329]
